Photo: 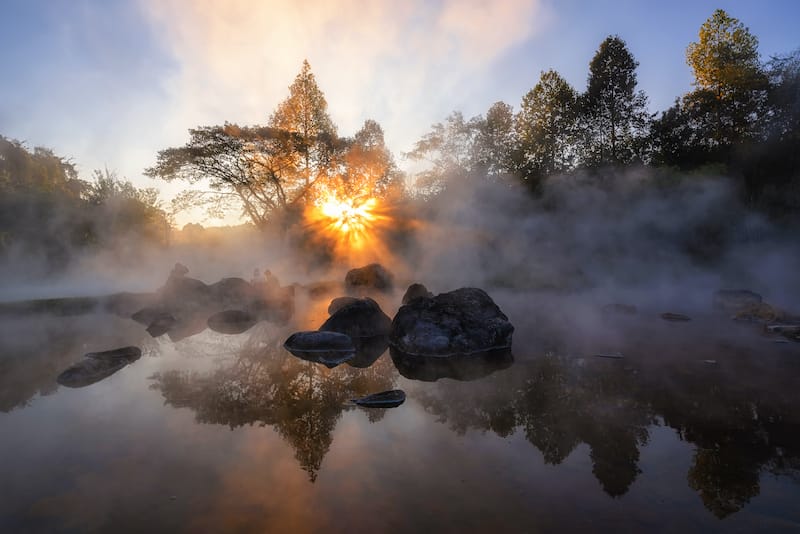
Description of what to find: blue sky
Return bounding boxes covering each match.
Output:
[2,0,799,224]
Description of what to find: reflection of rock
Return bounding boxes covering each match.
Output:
[390,288,514,356]
[349,335,389,368]
[132,265,294,339]
[390,347,513,382]
[352,389,406,408]
[207,310,256,334]
[402,283,433,305]
[320,297,392,338]
[327,296,359,316]
[345,263,394,294]
[57,346,141,388]
[713,289,762,313]
[283,331,355,368]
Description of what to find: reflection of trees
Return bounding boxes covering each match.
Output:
[150,326,397,482]
[414,351,800,512]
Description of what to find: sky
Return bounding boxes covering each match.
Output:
[2,0,799,225]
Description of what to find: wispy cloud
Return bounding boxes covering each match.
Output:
[142,0,548,154]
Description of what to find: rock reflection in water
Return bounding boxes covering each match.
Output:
[149,327,398,482]
[390,347,514,382]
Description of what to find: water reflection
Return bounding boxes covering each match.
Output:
[149,325,397,482]
[1,301,799,523]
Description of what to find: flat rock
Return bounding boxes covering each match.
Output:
[57,346,141,388]
[390,287,514,357]
[352,389,406,408]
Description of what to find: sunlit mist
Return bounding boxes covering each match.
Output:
[304,190,391,262]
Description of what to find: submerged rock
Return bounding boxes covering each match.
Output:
[345,263,394,294]
[765,324,800,342]
[402,283,433,305]
[320,297,392,338]
[283,331,356,368]
[390,287,514,357]
[661,312,691,322]
[390,347,513,382]
[207,310,256,334]
[713,289,762,313]
[352,389,406,408]
[57,345,141,388]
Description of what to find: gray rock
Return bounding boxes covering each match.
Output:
[352,389,406,408]
[390,287,514,357]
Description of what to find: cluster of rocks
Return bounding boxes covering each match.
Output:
[130,263,294,341]
[713,289,800,342]
[284,264,515,383]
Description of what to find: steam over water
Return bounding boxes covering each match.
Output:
[1,171,800,532]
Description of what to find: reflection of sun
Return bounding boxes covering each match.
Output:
[305,191,391,260]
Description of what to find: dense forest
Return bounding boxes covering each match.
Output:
[2,9,798,273]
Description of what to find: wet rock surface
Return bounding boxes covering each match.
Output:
[390,287,514,357]
[352,389,406,408]
[344,263,394,294]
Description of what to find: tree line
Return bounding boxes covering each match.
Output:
[0,137,170,271]
[409,9,800,216]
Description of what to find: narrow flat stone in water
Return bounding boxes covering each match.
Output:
[352,389,406,408]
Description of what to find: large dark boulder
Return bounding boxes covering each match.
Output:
[345,263,394,294]
[320,297,392,338]
[390,287,514,357]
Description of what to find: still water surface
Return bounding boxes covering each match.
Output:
[1,290,799,533]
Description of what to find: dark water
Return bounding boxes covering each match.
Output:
[1,290,799,533]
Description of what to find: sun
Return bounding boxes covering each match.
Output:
[305,192,390,258]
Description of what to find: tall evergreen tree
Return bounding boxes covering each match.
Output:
[685,9,768,147]
[516,70,579,184]
[581,36,650,166]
